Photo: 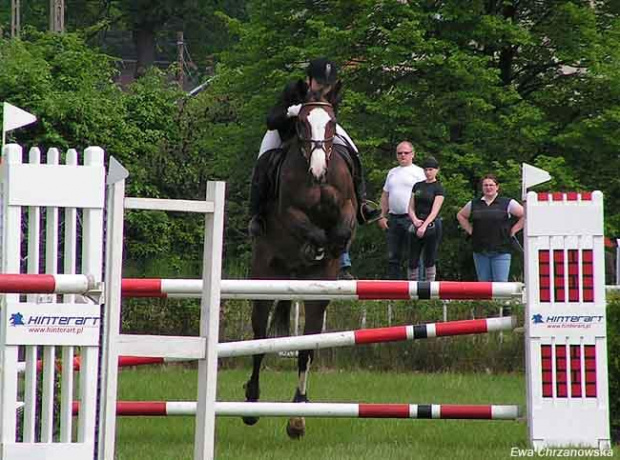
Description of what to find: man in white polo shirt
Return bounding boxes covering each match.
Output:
[377,141,425,279]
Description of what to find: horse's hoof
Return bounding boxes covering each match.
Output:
[286,417,306,439]
[242,416,259,426]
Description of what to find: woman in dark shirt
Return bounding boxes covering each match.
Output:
[456,174,524,282]
[407,157,445,281]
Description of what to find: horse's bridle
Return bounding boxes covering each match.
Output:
[296,102,336,159]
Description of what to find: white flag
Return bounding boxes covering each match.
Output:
[3,102,37,133]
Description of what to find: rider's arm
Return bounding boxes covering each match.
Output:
[266,79,307,131]
[456,201,473,235]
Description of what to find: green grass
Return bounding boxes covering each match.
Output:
[114,365,547,460]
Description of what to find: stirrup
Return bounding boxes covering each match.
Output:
[360,200,382,224]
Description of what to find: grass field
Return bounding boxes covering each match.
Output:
[112,364,579,460]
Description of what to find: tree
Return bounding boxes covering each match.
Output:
[191,0,620,278]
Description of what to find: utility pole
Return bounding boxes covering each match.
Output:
[177,31,185,89]
[50,0,65,33]
[11,0,20,38]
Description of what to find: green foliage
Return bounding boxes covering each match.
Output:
[608,294,620,431]
[2,2,620,279]
[193,0,620,277]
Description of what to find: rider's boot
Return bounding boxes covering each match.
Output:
[248,154,272,237]
[351,152,381,224]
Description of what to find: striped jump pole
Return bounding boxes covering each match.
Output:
[122,278,524,300]
[72,401,520,420]
[1,273,615,299]
[218,316,517,358]
[18,316,517,372]
[0,273,99,294]
[0,274,523,300]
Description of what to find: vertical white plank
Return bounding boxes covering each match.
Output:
[59,149,78,442]
[78,147,104,445]
[0,144,23,445]
[194,181,225,460]
[40,147,60,442]
[98,157,128,460]
[24,147,42,442]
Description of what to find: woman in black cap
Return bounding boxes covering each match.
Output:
[248,58,379,238]
[407,156,445,281]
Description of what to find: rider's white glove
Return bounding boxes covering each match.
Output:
[286,104,302,118]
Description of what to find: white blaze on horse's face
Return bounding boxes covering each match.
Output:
[307,107,331,181]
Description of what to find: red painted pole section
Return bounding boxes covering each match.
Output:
[0,274,56,293]
[118,356,165,367]
[354,326,408,344]
[438,282,493,300]
[357,281,410,300]
[120,278,165,297]
[435,319,488,336]
[440,405,492,419]
[358,404,410,418]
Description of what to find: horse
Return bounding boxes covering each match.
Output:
[243,101,358,438]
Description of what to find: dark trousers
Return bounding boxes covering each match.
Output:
[386,214,412,280]
[409,218,442,269]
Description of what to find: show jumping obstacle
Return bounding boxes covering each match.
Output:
[17,316,516,371]
[0,145,611,460]
[72,401,521,420]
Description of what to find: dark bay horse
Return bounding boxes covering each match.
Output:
[244,102,357,437]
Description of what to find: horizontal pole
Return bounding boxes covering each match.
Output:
[122,279,524,300]
[17,316,518,373]
[0,274,98,294]
[1,273,616,299]
[218,316,517,358]
[124,197,214,214]
[72,401,521,420]
[12,317,517,372]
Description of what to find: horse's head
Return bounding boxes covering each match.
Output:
[296,102,336,182]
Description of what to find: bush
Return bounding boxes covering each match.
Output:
[607,294,620,434]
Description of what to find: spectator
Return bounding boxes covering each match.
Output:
[407,157,445,281]
[456,174,524,282]
[377,141,426,279]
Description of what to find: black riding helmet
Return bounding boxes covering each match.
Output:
[307,58,338,85]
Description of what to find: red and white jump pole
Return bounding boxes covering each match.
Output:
[217,316,517,358]
[0,273,98,294]
[0,274,523,300]
[122,279,523,300]
[18,316,517,373]
[72,401,520,420]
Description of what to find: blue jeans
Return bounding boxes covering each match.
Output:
[340,252,351,269]
[473,252,511,282]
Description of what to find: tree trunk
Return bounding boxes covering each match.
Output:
[133,26,156,78]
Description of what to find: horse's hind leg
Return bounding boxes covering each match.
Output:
[243,299,272,426]
[286,299,329,439]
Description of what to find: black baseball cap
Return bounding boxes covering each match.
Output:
[307,58,338,85]
[422,157,440,169]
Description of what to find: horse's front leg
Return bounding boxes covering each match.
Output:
[243,299,272,426]
[282,207,327,263]
[286,299,329,439]
[327,198,356,258]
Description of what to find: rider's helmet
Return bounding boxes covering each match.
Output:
[306,58,338,85]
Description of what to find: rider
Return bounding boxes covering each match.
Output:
[248,57,381,237]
